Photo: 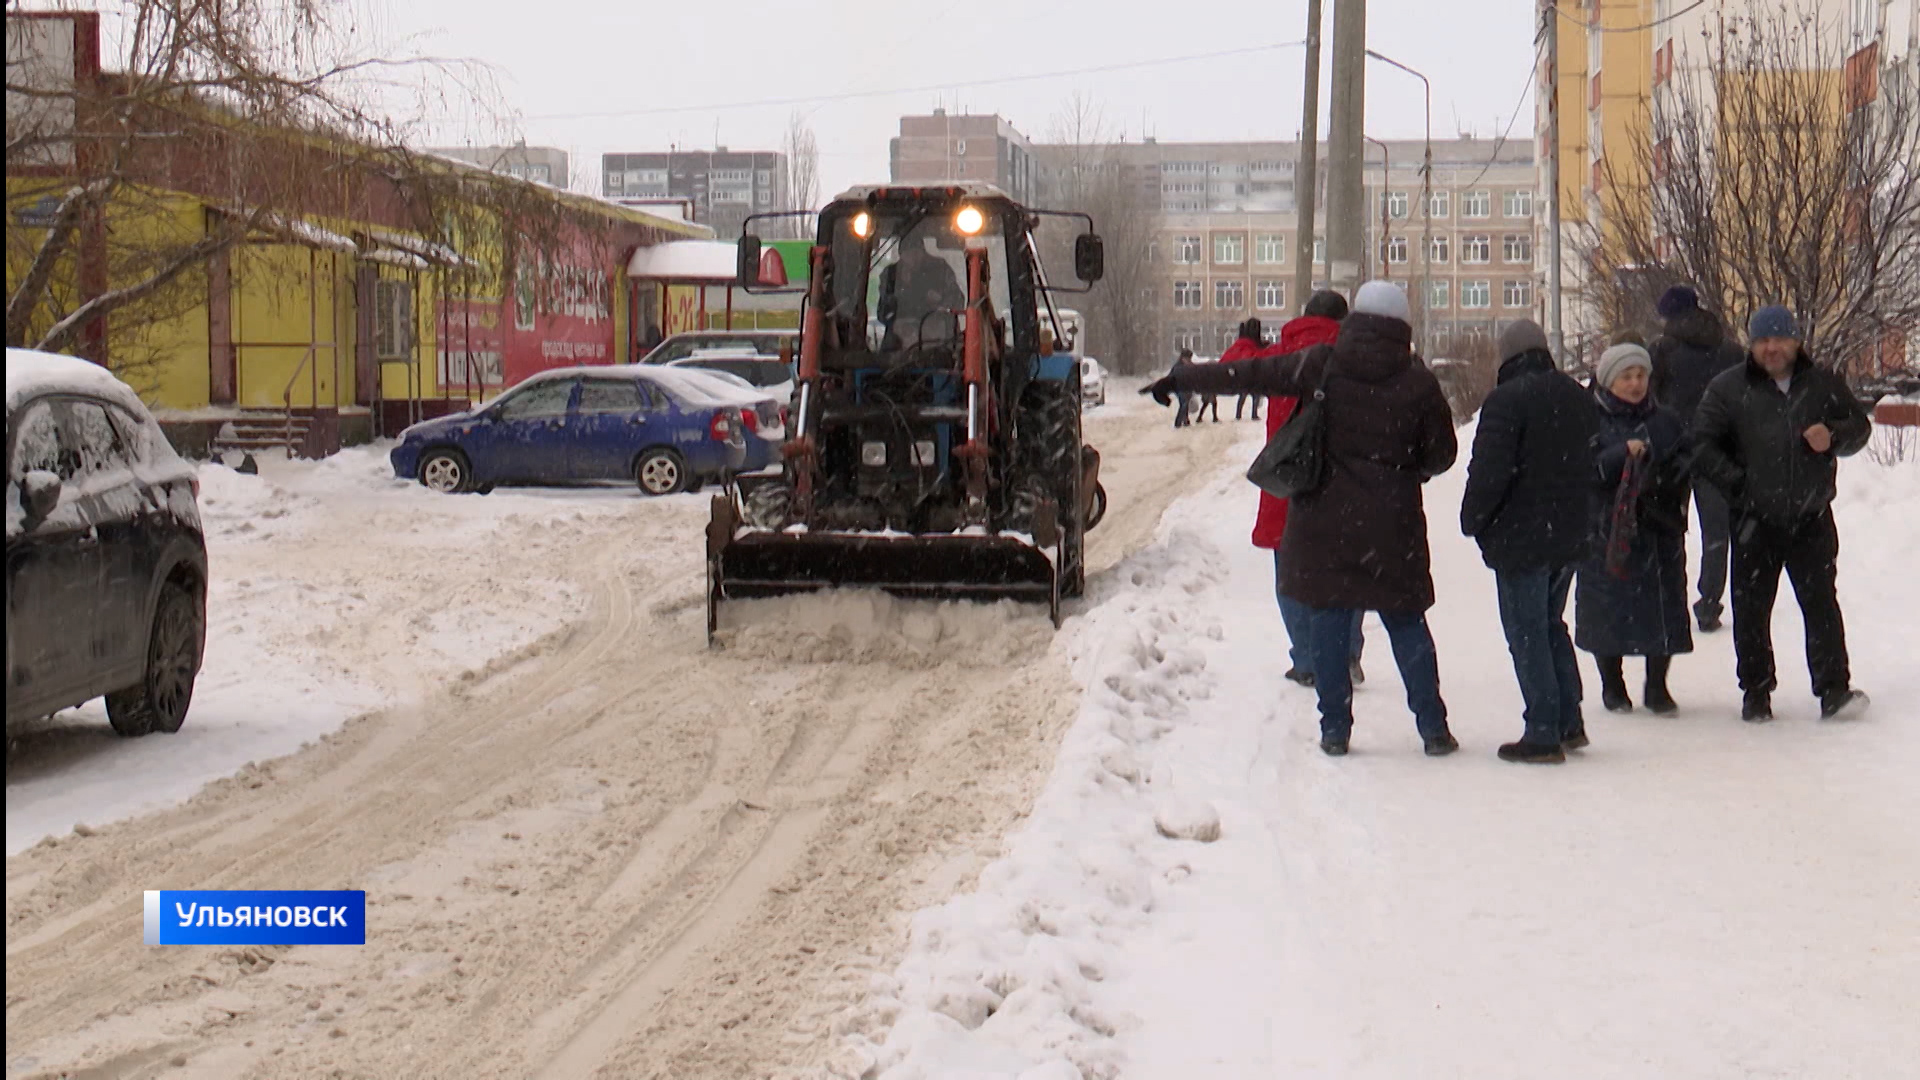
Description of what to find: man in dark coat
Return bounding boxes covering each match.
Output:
[1460,320,1601,764]
[1169,349,1195,429]
[1144,281,1459,757]
[1691,305,1872,722]
[1649,285,1746,631]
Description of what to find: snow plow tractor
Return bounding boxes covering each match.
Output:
[706,184,1108,642]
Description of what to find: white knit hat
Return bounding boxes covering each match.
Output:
[1597,343,1653,391]
[1351,280,1411,323]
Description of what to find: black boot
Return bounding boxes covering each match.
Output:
[1643,656,1678,716]
[1742,690,1773,723]
[1596,655,1632,713]
[1349,658,1365,686]
[1284,667,1316,688]
[1819,688,1869,720]
[1423,731,1460,757]
[1498,739,1567,764]
[1694,598,1724,633]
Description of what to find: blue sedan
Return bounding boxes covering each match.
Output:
[390,366,748,495]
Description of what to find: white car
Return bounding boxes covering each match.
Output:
[666,351,796,408]
[1079,356,1107,407]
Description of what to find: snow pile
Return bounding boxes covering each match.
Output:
[827,507,1240,1079]
[722,590,1056,669]
[6,446,622,853]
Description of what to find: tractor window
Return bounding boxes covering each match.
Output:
[832,209,1011,357]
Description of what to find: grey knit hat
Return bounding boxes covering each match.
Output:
[1497,319,1550,362]
[1596,342,1653,391]
[1352,280,1411,323]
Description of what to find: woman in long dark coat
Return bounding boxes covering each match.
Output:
[1576,343,1694,713]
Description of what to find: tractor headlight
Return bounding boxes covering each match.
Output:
[954,205,985,236]
[852,211,873,239]
[861,440,888,467]
[912,440,937,467]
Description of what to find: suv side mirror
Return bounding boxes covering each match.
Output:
[1074,234,1105,283]
[737,236,763,287]
[21,469,62,522]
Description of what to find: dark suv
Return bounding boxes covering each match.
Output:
[6,350,207,744]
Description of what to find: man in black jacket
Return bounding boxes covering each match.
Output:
[1649,285,1746,631]
[1691,305,1872,722]
[1461,320,1602,764]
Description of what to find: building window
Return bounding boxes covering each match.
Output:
[1429,280,1450,310]
[1386,236,1409,264]
[1503,234,1534,263]
[1313,236,1326,264]
[375,279,413,359]
[1504,279,1534,308]
[1461,280,1492,309]
[1214,234,1245,265]
[1174,235,1202,263]
[1462,190,1492,218]
[1429,236,1451,264]
[1385,191,1410,219]
[1173,280,1203,309]
[1429,191,1451,219]
[757,169,773,186]
[1462,235,1492,263]
[1256,280,1286,310]
[1255,234,1287,264]
[1214,279,1246,310]
[1172,327,1203,352]
[1504,190,1534,218]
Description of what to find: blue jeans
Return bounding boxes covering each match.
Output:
[1495,566,1585,744]
[1307,607,1448,742]
[1174,392,1193,428]
[1274,553,1362,670]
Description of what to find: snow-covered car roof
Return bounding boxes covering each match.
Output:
[641,365,776,408]
[6,348,153,417]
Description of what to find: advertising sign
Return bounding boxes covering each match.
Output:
[436,297,506,389]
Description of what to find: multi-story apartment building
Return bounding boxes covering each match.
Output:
[600,149,787,239]
[890,111,1037,205]
[1033,137,1537,359]
[427,144,570,189]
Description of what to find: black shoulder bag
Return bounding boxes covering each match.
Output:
[1245,344,1336,499]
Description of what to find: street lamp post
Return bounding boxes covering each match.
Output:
[1366,49,1432,355]
[1366,137,1390,281]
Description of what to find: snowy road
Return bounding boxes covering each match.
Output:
[3,391,1246,1079]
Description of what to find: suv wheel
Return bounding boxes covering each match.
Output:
[107,582,202,736]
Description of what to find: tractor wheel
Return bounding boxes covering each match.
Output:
[1017,380,1086,599]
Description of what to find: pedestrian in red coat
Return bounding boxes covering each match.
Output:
[1225,293,1366,688]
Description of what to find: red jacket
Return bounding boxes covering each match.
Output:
[1243,315,1344,548]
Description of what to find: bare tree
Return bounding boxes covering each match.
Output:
[5,0,595,376]
[1574,6,1920,375]
[780,111,821,239]
[1039,93,1161,375]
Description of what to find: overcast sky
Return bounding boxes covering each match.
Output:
[364,0,1540,197]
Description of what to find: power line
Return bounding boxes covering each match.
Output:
[1455,40,1547,193]
[517,41,1308,122]
[1546,0,1707,34]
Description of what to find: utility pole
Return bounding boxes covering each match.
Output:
[1293,0,1324,314]
[1326,0,1367,299]
[1543,1,1566,365]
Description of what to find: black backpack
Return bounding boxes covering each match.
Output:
[1245,345,1336,499]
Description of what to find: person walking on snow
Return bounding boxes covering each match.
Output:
[1575,343,1694,717]
[1226,322,1265,423]
[1227,298,1366,689]
[1169,349,1195,429]
[1144,281,1458,757]
[1690,305,1872,722]
[1649,285,1746,632]
[1460,320,1601,764]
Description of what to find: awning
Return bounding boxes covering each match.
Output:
[626,239,739,283]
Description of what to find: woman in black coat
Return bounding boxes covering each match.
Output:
[1576,343,1694,713]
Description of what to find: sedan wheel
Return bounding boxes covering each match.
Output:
[420,450,470,494]
[636,449,688,496]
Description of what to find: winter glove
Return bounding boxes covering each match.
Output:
[1142,375,1178,406]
